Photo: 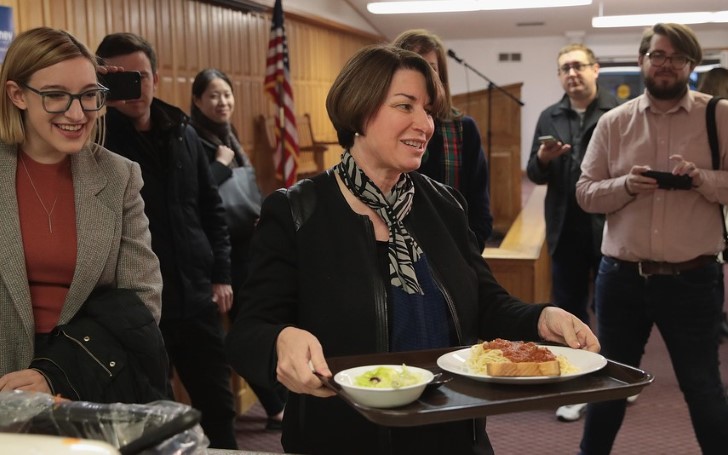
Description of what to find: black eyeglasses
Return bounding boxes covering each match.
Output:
[21,83,109,113]
[558,62,594,74]
[644,51,692,69]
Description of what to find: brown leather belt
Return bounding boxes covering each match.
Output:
[612,255,718,277]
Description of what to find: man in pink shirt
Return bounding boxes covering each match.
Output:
[576,23,728,455]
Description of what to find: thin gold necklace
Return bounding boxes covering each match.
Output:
[19,155,59,234]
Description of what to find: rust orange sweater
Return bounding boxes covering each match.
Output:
[16,153,76,333]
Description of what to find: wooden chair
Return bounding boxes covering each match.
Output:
[293,113,328,179]
[255,114,328,194]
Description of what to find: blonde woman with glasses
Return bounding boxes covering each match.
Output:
[0,27,164,404]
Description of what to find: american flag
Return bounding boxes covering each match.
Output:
[264,0,299,188]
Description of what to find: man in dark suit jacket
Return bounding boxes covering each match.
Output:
[527,43,620,422]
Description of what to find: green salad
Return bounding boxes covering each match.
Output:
[354,365,422,389]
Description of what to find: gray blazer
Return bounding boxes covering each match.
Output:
[0,141,163,377]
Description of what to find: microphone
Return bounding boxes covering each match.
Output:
[447,49,463,64]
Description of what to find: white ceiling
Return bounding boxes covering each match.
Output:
[344,0,728,41]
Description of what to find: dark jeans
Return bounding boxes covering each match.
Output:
[580,256,728,455]
[249,381,287,417]
[551,232,600,325]
[161,306,237,449]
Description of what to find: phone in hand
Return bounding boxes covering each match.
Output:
[538,135,560,146]
[97,71,141,101]
[641,170,693,190]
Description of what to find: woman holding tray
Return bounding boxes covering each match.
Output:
[226,44,599,454]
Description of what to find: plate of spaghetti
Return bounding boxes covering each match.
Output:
[436,340,607,384]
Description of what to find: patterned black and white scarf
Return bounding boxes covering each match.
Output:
[337,150,423,295]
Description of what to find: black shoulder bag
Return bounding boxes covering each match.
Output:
[707,96,728,260]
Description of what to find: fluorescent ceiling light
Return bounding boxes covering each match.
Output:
[593,11,728,28]
[367,0,592,15]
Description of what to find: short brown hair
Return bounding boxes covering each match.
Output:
[96,32,158,73]
[326,44,446,148]
[557,43,597,65]
[0,27,99,144]
[392,29,455,119]
[639,23,702,67]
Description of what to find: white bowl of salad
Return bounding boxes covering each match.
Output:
[333,364,434,408]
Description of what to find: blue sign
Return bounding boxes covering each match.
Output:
[0,6,13,64]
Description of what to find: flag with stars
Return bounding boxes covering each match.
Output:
[264,0,299,188]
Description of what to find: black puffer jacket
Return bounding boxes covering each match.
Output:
[31,289,169,404]
[104,99,231,319]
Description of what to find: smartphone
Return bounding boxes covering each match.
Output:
[538,135,559,146]
[641,170,693,190]
[98,71,141,101]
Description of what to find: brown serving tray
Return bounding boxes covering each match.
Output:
[324,347,653,427]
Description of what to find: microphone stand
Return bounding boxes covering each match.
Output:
[451,57,524,176]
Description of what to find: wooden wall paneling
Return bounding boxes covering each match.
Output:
[156,75,174,104]
[233,12,247,75]
[238,79,254,153]
[452,83,522,235]
[151,0,163,50]
[196,1,212,69]
[72,0,90,42]
[159,1,179,71]
[250,12,267,79]
[157,0,174,69]
[174,75,191,113]
[227,9,241,75]
[15,0,44,30]
[142,0,157,46]
[212,4,227,69]
[220,7,237,74]
[170,0,187,72]
[47,0,68,31]
[124,0,141,36]
[307,28,328,138]
[103,0,125,36]
[246,78,264,158]
[305,27,318,86]
[85,0,109,48]
[74,0,92,43]
[242,12,267,156]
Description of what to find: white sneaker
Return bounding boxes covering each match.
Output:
[556,403,587,422]
[626,394,639,404]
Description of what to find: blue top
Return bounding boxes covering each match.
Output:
[390,254,452,351]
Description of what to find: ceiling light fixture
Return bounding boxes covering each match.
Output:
[592,11,728,28]
[366,0,592,15]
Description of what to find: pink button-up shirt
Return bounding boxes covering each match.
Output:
[576,89,728,262]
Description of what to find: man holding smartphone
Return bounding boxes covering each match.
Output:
[526,44,619,421]
[576,23,728,454]
[96,33,237,449]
